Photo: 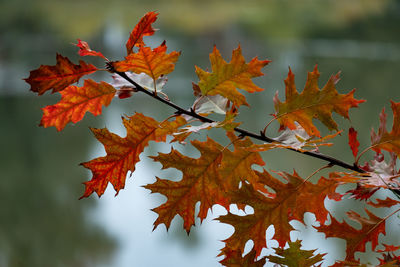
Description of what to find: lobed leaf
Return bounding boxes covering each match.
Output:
[113,41,180,91]
[80,113,186,198]
[218,170,341,259]
[316,209,386,262]
[24,54,98,95]
[74,39,107,60]
[274,65,365,137]
[195,45,270,107]
[126,11,158,54]
[267,240,325,267]
[146,134,265,233]
[40,79,116,131]
[371,101,400,157]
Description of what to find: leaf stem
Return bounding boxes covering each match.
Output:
[109,65,366,174]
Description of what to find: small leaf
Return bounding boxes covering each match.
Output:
[126,11,158,54]
[371,101,400,157]
[196,45,270,107]
[274,66,365,137]
[24,54,98,95]
[349,127,360,158]
[267,240,325,267]
[40,80,116,131]
[113,41,180,90]
[75,39,107,60]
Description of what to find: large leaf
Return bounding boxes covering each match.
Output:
[113,42,180,91]
[371,101,400,157]
[126,11,158,54]
[316,209,386,262]
[274,65,365,137]
[40,80,116,131]
[218,170,342,258]
[80,113,186,198]
[24,54,98,95]
[145,134,265,233]
[195,45,270,107]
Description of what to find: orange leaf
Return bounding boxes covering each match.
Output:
[80,114,186,198]
[218,170,341,258]
[113,41,180,88]
[195,45,270,107]
[371,101,400,157]
[274,66,365,137]
[40,80,116,131]
[145,134,265,233]
[126,11,158,54]
[316,209,386,262]
[75,39,107,60]
[24,54,98,95]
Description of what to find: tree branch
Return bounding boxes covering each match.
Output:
[108,64,365,174]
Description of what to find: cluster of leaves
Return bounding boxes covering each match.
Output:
[25,12,400,266]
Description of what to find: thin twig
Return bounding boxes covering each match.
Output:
[108,65,366,174]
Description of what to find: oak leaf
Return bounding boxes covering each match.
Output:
[274,65,365,137]
[218,170,341,258]
[371,101,400,157]
[75,39,107,60]
[113,41,180,91]
[145,134,265,233]
[126,11,158,54]
[80,113,186,198]
[195,45,270,107]
[267,240,325,267]
[40,79,116,131]
[316,209,386,262]
[349,127,360,159]
[220,249,266,267]
[24,54,98,95]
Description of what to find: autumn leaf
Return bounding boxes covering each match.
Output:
[126,11,158,54]
[145,134,265,233]
[24,54,98,95]
[218,170,342,258]
[75,39,107,60]
[371,101,400,157]
[220,249,266,267]
[40,79,116,131]
[267,240,326,267]
[274,65,365,137]
[113,41,180,91]
[249,123,340,152]
[349,127,360,159]
[368,197,400,208]
[80,113,186,198]
[195,45,270,107]
[316,209,386,262]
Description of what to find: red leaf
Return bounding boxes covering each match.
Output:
[24,54,98,95]
[218,170,342,258]
[368,197,400,208]
[126,11,158,55]
[75,39,107,60]
[349,127,360,158]
[40,80,116,131]
[80,114,186,198]
[371,101,400,157]
[316,209,386,261]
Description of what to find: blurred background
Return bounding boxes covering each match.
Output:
[1,0,400,266]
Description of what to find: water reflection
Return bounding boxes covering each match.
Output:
[0,97,115,266]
